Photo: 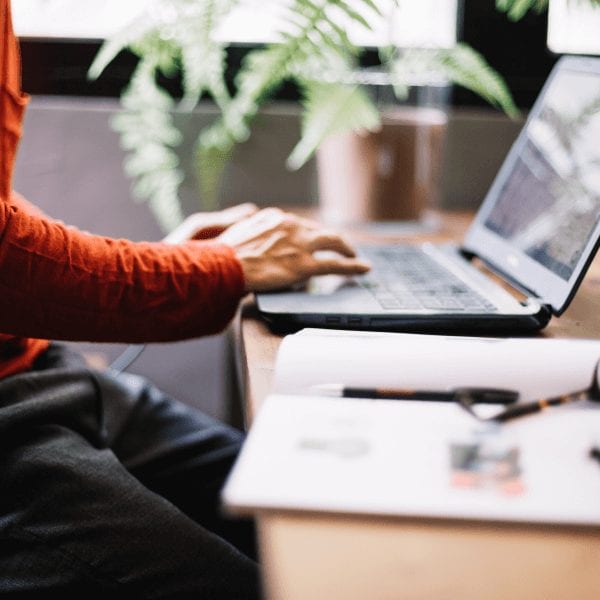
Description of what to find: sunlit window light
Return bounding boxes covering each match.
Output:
[13,0,457,48]
[547,0,600,55]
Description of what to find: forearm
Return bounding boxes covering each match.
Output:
[0,194,245,343]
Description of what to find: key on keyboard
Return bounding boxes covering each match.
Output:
[358,246,497,312]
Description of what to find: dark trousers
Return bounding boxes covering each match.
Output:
[0,345,261,598]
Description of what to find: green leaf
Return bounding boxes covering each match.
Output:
[88,11,157,80]
[195,136,234,211]
[498,0,600,20]
[176,0,236,110]
[390,45,519,118]
[328,0,371,30]
[495,0,550,20]
[438,44,520,119]
[357,0,384,17]
[90,0,393,219]
[287,80,381,170]
[107,56,186,232]
[90,0,242,224]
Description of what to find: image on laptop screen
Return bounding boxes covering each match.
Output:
[483,68,600,282]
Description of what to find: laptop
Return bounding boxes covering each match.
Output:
[256,56,600,334]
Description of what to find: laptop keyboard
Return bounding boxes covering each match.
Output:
[357,246,498,312]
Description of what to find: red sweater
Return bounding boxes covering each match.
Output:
[0,0,245,378]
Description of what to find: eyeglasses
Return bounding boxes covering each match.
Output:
[454,386,595,424]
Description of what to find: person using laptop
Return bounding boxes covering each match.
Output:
[256,55,600,335]
[0,1,369,597]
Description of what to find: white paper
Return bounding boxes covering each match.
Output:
[273,329,600,402]
[223,394,600,526]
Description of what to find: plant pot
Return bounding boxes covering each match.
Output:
[316,77,449,228]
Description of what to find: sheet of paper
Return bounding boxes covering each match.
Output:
[273,329,600,401]
[223,393,600,526]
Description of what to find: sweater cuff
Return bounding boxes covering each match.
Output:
[182,240,247,336]
[201,241,246,298]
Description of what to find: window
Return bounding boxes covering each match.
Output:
[13,0,457,47]
[16,0,554,109]
[13,0,149,39]
[547,0,600,55]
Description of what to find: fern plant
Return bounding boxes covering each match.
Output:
[89,0,573,232]
[496,0,600,21]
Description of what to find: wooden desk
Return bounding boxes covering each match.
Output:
[236,211,600,600]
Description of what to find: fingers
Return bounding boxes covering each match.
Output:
[312,256,371,277]
[162,217,204,244]
[248,209,357,257]
[219,205,371,290]
[307,231,357,257]
[221,203,259,222]
[188,203,260,241]
[206,203,259,231]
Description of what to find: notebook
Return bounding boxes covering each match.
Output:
[256,56,600,334]
[222,392,600,526]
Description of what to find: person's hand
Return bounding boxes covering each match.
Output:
[162,203,258,244]
[216,207,371,292]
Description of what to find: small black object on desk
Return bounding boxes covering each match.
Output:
[313,384,518,404]
[457,388,594,424]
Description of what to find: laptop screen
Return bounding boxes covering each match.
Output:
[483,68,600,281]
[464,57,600,314]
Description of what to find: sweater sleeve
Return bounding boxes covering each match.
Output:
[0,192,246,343]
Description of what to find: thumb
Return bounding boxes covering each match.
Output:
[218,203,259,227]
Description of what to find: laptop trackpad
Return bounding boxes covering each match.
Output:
[307,274,359,295]
[258,275,377,313]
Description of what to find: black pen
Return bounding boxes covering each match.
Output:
[312,384,519,404]
[489,390,590,423]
